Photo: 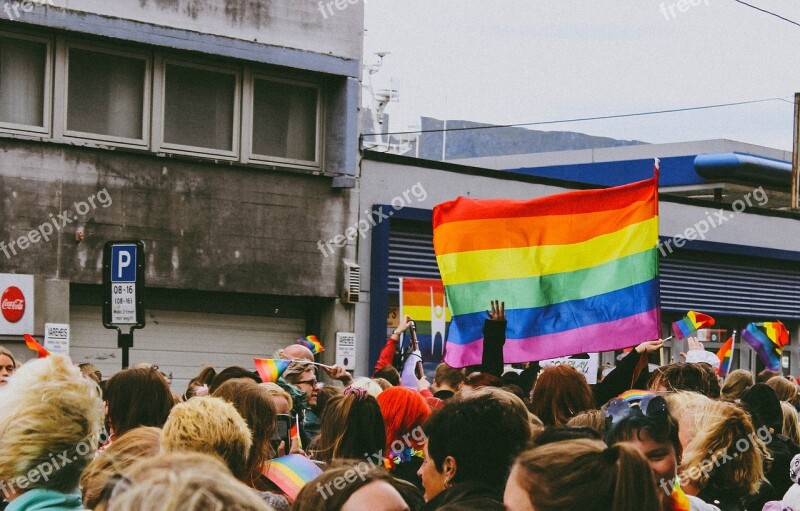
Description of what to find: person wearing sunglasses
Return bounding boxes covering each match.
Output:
[605,390,721,511]
[283,361,321,446]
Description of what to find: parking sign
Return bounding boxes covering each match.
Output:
[103,241,145,328]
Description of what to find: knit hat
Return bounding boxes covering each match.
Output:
[377,386,431,452]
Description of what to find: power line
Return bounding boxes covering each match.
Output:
[731,0,800,28]
[362,97,791,137]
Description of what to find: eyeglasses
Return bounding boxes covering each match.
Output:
[605,391,669,429]
[295,379,318,388]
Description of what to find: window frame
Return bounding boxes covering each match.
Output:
[59,40,152,149]
[153,55,242,160]
[242,70,323,170]
[0,30,53,137]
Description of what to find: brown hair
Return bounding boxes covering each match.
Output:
[183,366,216,399]
[512,439,661,511]
[566,409,607,438]
[720,369,754,402]
[757,369,782,384]
[434,363,465,389]
[648,363,721,398]
[374,366,400,387]
[312,392,386,463]
[530,365,595,426]
[212,379,277,488]
[80,427,161,509]
[105,366,174,436]
[766,376,799,404]
[782,401,800,446]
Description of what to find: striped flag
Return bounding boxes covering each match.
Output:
[296,335,324,355]
[742,321,789,372]
[716,336,734,377]
[399,278,451,359]
[254,358,291,383]
[433,173,660,367]
[24,334,50,358]
[672,311,715,339]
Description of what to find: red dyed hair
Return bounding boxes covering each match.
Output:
[376,386,431,451]
[530,365,596,426]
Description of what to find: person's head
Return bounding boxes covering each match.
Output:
[740,382,784,435]
[314,384,342,416]
[661,391,713,426]
[377,386,431,453]
[0,355,104,498]
[208,366,260,394]
[350,376,384,398]
[80,426,161,509]
[314,387,386,464]
[504,440,661,511]
[212,378,277,487]
[767,375,799,404]
[529,365,595,426]
[283,361,319,407]
[604,393,681,488]
[781,401,800,447]
[433,363,464,393]
[648,363,721,398]
[720,369,754,402]
[679,400,768,499]
[105,452,272,511]
[418,391,530,501]
[757,369,782,384]
[278,344,315,362]
[0,346,17,386]
[293,461,412,511]
[105,365,174,437]
[566,409,607,438]
[532,426,601,446]
[183,366,216,400]
[79,363,102,384]
[259,382,293,414]
[161,396,252,480]
[462,372,504,393]
[373,377,392,390]
[374,366,401,387]
[466,386,532,437]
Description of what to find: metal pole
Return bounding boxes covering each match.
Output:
[792,92,800,210]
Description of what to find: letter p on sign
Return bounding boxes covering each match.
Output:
[111,245,136,283]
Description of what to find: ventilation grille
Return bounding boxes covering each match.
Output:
[343,262,360,304]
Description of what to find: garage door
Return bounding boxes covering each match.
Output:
[70,306,305,394]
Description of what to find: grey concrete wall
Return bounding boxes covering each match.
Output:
[0,140,358,297]
[49,0,364,61]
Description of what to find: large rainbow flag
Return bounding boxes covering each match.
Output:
[433,174,660,367]
[742,321,789,372]
[399,278,450,364]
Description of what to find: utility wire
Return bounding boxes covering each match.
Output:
[731,0,800,28]
[362,97,791,137]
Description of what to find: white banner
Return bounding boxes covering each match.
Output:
[540,353,600,384]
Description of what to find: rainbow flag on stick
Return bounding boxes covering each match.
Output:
[433,173,660,367]
[716,335,734,377]
[296,335,324,355]
[254,358,292,383]
[742,321,789,372]
[671,311,715,339]
[400,278,451,359]
[24,334,50,358]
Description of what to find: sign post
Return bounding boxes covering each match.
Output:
[102,241,145,369]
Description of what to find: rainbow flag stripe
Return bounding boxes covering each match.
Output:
[670,479,691,511]
[400,278,450,361]
[433,175,660,366]
[671,311,715,339]
[716,336,734,377]
[296,335,324,355]
[254,358,291,383]
[742,321,789,372]
[24,334,50,358]
[262,454,322,503]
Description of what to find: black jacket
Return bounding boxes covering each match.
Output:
[420,481,505,511]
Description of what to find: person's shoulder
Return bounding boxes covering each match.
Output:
[688,495,722,511]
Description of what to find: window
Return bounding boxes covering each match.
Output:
[162,62,238,154]
[65,46,148,143]
[251,78,320,164]
[0,35,49,132]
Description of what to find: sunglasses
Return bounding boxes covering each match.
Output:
[605,391,669,429]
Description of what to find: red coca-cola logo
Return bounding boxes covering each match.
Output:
[1,286,25,323]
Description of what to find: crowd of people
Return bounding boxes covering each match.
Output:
[1,311,800,511]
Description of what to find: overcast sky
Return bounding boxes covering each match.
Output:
[363,0,800,151]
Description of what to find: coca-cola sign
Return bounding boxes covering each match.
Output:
[1,286,25,323]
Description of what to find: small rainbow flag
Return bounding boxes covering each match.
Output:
[262,454,323,503]
[296,335,324,355]
[742,321,789,372]
[24,334,50,358]
[670,479,691,511]
[433,173,660,366]
[671,311,715,339]
[254,358,291,383]
[716,336,734,377]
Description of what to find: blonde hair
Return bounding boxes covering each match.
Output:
[259,382,293,411]
[662,391,713,424]
[0,346,17,366]
[720,369,754,402]
[766,376,799,404]
[566,409,606,438]
[80,427,162,509]
[161,397,252,480]
[106,452,271,511]
[781,401,800,446]
[512,439,660,511]
[679,400,767,497]
[350,376,384,398]
[0,355,104,494]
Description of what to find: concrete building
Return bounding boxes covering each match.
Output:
[0,0,363,390]
[357,142,800,378]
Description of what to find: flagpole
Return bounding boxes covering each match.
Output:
[731,329,737,373]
